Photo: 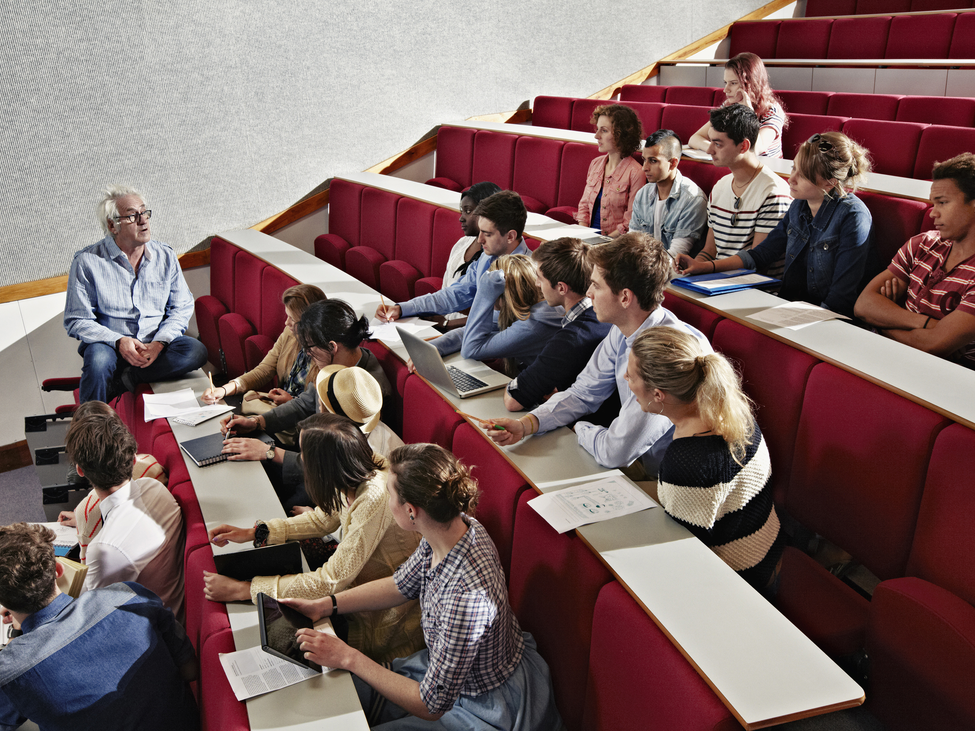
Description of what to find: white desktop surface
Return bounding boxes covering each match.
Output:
[151,373,368,729]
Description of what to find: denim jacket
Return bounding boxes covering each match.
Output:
[739,191,872,317]
[629,170,708,256]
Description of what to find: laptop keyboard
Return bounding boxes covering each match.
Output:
[447,366,489,393]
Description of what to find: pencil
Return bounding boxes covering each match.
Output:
[455,410,505,430]
[207,371,215,392]
[379,293,389,320]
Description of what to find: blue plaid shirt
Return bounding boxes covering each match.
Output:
[394,518,524,715]
[64,234,195,345]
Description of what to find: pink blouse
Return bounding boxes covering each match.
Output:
[575,154,646,236]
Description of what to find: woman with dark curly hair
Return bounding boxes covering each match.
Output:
[575,103,646,237]
[689,52,788,158]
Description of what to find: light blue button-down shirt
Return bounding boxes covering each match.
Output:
[399,239,531,317]
[63,234,195,345]
[629,170,708,256]
[531,307,712,473]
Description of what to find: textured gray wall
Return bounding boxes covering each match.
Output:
[0,0,764,288]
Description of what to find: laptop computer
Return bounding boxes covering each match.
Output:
[398,327,510,399]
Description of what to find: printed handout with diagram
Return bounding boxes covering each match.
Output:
[528,474,657,533]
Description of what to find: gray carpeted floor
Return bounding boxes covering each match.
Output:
[0,465,47,525]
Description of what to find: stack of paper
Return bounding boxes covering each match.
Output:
[528,475,657,533]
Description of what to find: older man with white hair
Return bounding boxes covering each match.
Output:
[64,185,207,402]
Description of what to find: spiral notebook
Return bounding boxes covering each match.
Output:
[179,432,275,467]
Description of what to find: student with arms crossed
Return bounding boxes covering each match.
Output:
[283,443,565,730]
[204,413,423,664]
[430,254,562,374]
[855,153,975,369]
[485,233,711,474]
[624,327,784,594]
[677,131,873,318]
[629,129,708,256]
[504,237,612,412]
[692,104,792,278]
[377,190,530,322]
[0,523,199,731]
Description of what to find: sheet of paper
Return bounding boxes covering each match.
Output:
[691,273,773,291]
[328,291,381,319]
[142,388,200,421]
[682,148,712,161]
[218,645,323,701]
[748,301,851,330]
[528,474,657,533]
[34,521,78,547]
[369,317,436,343]
[523,222,605,241]
[169,404,234,426]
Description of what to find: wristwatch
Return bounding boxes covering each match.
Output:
[253,521,269,548]
[265,446,275,461]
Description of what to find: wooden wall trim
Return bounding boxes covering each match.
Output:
[0,440,31,473]
[591,0,796,99]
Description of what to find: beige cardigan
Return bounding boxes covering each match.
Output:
[236,327,319,394]
[250,462,423,664]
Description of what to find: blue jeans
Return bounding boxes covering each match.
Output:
[79,336,208,403]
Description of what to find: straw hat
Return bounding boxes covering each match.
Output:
[315,365,382,433]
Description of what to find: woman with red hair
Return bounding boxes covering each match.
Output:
[689,52,787,158]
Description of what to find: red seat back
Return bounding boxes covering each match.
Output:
[914,125,975,180]
[729,20,781,59]
[532,96,573,130]
[828,16,891,59]
[827,93,901,121]
[471,131,516,190]
[618,85,667,103]
[897,95,975,127]
[775,18,833,59]
[513,136,563,213]
[886,13,956,59]
[842,119,926,178]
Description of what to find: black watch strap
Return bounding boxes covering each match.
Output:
[253,522,270,548]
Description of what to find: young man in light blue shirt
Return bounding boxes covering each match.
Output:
[64,185,207,402]
[629,129,708,257]
[375,190,530,322]
[484,232,711,474]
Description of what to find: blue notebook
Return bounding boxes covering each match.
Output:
[671,269,780,296]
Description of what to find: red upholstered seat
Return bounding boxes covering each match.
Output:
[857,191,932,271]
[259,266,295,337]
[217,313,255,378]
[582,582,738,731]
[418,206,465,297]
[828,17,891,59]
[451,423,531,575]
[827,93,901,121]
[949,11,975,58]
[618,84,667,103]
[380,197,437,301]
[546,142,601,225]
[315,179,362,268]
[781,113,848,160]
[866,578,975,731]
[886,13,956,59]
[711,319,818,506]
[244,334,275,373]
[914,125,975,180]
[426,126,475,191]
[471,130,516,190]
[729,20,780,59]
[779,364,947,655]
[362,340,407,435]
[663,86,720,107]
[347,187,398,290]
[897,95,975,127]
[776,90,832,116]
[864,420,975,731]
[402,375,463,447]
[841,119,926,178]
[621,101,664,141]
[660,105,712,152]
[661,291,724,340]
[195,237,236,370]
[532,96,574,130]
[512,136,563,213]
[805,0,856,16]
[915,0,972,9]
[676,158,725,198]
[857,0,909,12]
[569,98,605,133]
[200,630,249,731]
[194,296,227,371]
[509,491,613,731]
[775,18,833,59]
[151,429,190,488]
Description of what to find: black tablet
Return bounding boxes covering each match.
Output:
[256,592,322,673]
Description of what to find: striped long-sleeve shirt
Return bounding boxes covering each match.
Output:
[708,167,792,278]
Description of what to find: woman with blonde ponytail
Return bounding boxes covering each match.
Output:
[432,253,562,375]
[281,443,565,730]
[625,327,783,593]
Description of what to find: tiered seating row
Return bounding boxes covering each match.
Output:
[728,12,975,60]
[533,95,975,176]
[200,227,974,730]
[619,85,975,128]
[806,0,975,17]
